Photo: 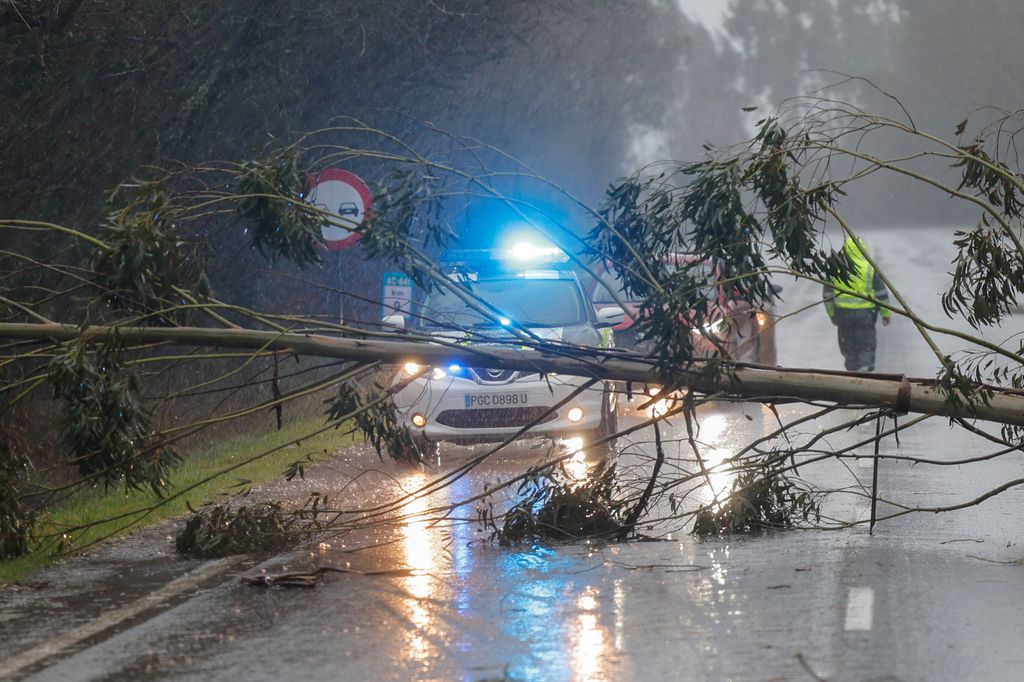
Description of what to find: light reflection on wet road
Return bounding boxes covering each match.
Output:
[5,227,1024,680]
[16,396,1024,681]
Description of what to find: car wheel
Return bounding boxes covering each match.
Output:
[416,436,440,463]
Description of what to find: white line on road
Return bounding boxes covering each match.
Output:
[844,586,875,631]
[0,557,240,680]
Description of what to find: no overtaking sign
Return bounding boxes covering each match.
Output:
[306,168,372,251]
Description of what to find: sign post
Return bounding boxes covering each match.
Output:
[382,272,413,320]
[306,169,372,324]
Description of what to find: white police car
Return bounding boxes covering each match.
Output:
[386,245,625,458]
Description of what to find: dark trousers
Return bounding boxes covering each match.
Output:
[834,308,878,371]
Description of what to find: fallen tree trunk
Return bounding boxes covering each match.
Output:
[3,322,1022,426]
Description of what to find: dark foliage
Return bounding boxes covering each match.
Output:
[93,184,211,324]
[47,341,178,492]
[325,376,422,463]
[589,117,854,376]
[943,220,1024,328]
[360,168,455,293]
[175,502,295,558]
[236,153,323,268]
[0,441,35,559]
[494,461,628,544]
[691,460,821,536]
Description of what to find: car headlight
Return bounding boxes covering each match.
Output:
[699,318,727,335]
[402,362,451,380]
[650,397,674,418]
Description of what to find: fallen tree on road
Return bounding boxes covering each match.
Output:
[5,90,1024,562]
[2,321,1021,425]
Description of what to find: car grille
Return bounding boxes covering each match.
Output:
[435,407,557,428]
[469,367,517,383]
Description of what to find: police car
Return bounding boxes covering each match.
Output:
[386,244,625,458]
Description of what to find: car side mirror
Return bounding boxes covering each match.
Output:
[596,306,626,328]
[382,313,406,330]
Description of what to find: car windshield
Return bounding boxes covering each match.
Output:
[419,277,586,328]
[590,260,719,304]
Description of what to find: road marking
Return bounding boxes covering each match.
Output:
[0,557,239,679]
[844,586,875,631]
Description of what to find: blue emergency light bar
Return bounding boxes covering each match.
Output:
[440,243,569,271]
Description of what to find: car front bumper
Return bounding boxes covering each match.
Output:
[392,372,605,444]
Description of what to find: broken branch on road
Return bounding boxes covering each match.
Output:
[242,565,421,588]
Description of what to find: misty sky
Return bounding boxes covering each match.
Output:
[608,0,1024,227]
[678,0,729,38]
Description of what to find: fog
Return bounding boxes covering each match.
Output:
[471,0,1023,228]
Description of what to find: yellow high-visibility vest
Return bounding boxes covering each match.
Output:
[832,238,877,310]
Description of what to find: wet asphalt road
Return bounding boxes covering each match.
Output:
[4,227,1024,681]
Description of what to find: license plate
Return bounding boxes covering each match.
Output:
[464,392,529,408]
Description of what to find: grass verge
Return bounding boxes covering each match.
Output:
[0,416,354,585]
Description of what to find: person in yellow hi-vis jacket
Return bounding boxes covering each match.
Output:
[822,236,892,372]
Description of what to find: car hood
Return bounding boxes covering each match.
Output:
[428,323,600,347]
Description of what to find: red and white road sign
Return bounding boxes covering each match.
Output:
[306,168,372,251]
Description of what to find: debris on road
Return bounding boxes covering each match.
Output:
[242,565,419,588]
